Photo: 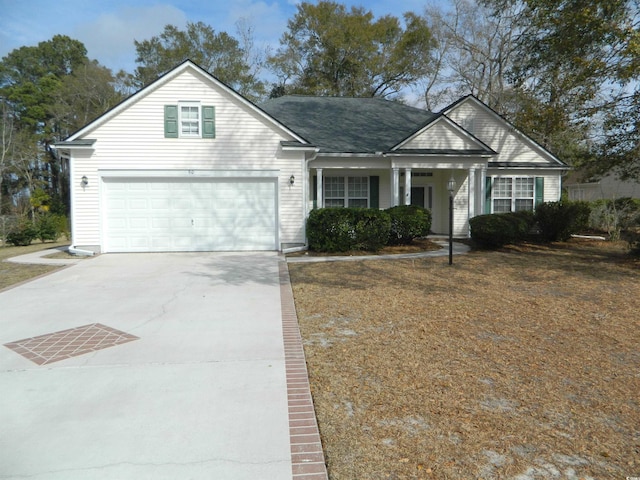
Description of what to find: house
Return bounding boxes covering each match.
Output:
[565,172,640,202]
[53,60,567,254]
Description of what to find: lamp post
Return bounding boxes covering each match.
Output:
[447,175,456,265]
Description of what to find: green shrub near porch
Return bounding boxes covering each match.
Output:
[387,205,432,245]
[307,208,391,252]
[469,212,535,248]
[307,205,433,252]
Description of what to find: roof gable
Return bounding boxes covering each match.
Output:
[260,96,436,153]
[64,60,305,144]
[392,114,495,155]
[441,95,567,167]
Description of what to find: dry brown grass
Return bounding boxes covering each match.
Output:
[288,239,640,479]
[0,241,69,290]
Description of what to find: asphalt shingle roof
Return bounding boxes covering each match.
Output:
[259,96,437,153]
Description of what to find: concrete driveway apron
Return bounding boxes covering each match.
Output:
[0,252,295,479]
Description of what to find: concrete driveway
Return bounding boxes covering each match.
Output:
[0,252,323,479]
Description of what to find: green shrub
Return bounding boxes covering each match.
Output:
[36,213,68,242]
[6,220,38,246]
[469,212,534,248]
[535,201,591,242]
[307,208,391,252]
[386,205,432,245]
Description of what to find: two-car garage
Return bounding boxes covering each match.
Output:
[101,174,278,253]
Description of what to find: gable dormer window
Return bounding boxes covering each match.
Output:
[180,103,200,136]
[164,103,215,139]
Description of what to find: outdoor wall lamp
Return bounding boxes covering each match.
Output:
[81,175,89,187]
[447,174,457,265]
[289,175,295,186]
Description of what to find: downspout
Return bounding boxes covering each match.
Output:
[68,246,95,256]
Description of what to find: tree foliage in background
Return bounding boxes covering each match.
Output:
[0,35,125,217]
[268,1,434,98]
[133,21,266,101]
[424,0,640,180]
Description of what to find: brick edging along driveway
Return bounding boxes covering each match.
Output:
[279,260,329,480]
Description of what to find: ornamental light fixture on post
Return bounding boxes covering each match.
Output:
[447,174,456,265]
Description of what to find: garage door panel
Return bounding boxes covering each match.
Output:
[104,177,277,252]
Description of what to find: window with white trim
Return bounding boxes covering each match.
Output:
[164,103,215,139]
[492,177,535,212]
[324,176,369,207]
[179,103,200,137]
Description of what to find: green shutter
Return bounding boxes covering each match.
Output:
[164,105,178,138]
[535,177,544,207]
[312,175,317,209]
[202,106,215,138]
[485,176,492,214]
[370,176,379,209]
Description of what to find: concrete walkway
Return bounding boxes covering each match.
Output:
[4,245,85,266]
[0,252,327,480]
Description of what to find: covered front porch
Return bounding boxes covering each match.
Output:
[308,156,489,236]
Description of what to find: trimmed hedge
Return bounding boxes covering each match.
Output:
[535,201,591,242]
[307,208,391,252]
[469,212,535,248]
[387,205,432,245]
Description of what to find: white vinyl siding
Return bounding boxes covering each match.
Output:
[403,120,479,150]
[447,100,552,165]
[70,67,304,250]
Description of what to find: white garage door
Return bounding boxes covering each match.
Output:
[103,177,277,252]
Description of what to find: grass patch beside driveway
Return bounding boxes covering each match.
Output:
[0,242,69,290]
[288,239,640,479]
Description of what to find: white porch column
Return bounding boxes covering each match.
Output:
[468,168,476,218]
[404,168,412,205]
[317,168,323,208]
[480,167,487,214]
[392,168,400,207]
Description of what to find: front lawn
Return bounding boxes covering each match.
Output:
[288,239,640,479]
[0,241,69,291]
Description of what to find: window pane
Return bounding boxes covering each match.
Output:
[494,178,512,197]
[515,178,534,197]
[348,177,368,198]
[493,199,511,213]
[515,199,534,211]
[325,199,345,207]
[324,177,345,198]
[180,106,200,135]
[348,199,368,208]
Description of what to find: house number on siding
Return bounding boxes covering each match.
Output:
[188,169,195,175]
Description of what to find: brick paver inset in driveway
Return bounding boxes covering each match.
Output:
[4,323,139,365]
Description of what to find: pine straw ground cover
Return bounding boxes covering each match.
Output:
[288,239,640,480]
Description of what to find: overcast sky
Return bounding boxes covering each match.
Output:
[0,0,436,75]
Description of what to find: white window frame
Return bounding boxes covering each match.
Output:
[491,176,535,213]
[323,176,370,208]
[178,102,201,138]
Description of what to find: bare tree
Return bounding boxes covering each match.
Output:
[421,0,522,112]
